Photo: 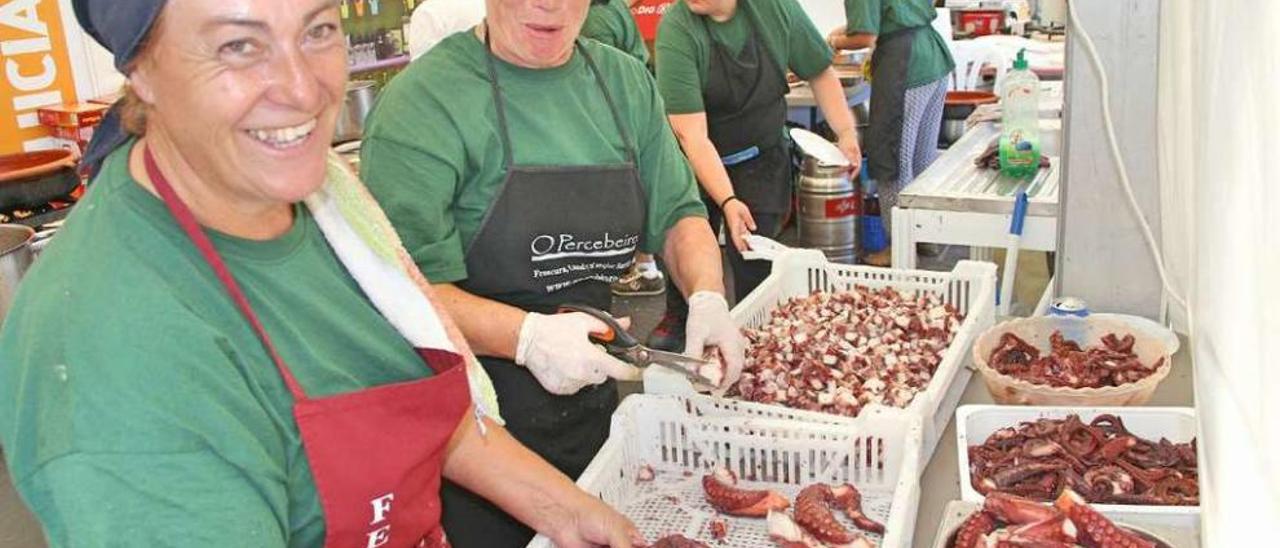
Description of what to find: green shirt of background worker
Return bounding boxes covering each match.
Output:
[359,0,746,545]
[583,0,650,66]
[829,0,955,266]
[647,0,862,351]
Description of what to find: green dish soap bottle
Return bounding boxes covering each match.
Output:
[999,49,1042,180]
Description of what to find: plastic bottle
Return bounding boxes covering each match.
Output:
[998,49,1042,180]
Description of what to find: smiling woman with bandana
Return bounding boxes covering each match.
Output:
[0,1,642,546]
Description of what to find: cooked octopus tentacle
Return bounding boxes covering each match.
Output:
[952,510,998,548]
[1055,489,1156,548]
[701,466,790,517]
[983,492,1062,525]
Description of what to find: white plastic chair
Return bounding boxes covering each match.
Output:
[947,41,1009,91]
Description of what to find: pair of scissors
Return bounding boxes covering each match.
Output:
[558,304,719,386]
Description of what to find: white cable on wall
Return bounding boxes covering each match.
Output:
[1064,1,1191,317]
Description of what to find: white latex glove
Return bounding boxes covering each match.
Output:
[515,312,642,396]
[683,291,746,393]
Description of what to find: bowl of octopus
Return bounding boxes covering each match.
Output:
[971,316,1176,406]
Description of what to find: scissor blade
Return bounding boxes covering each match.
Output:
[637,348,718,386]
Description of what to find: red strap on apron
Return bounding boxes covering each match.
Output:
[143,148,310,399]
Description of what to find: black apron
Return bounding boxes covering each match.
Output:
[866,25,925,184]
[701,2,793,215]
[440,34,647,547]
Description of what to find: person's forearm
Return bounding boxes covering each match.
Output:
[668,114,736,206]
[830,32,876,50]
[683,136,736,205]
[443,410,596,541]
[662,216,725,298]
[809,68,859,143]
[432,283,525,360]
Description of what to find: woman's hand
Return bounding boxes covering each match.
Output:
[549,494,644,548]
[515,312,642,395]
[722,198,757,252]
[837,131,863,178]
[683,291,746,393]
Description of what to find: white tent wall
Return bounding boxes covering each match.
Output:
[55,0,122,101]
[795,0,847,37]
[1158,0,1280,543]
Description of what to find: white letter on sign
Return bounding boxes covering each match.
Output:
[366,524,392,548]
[370,493,395,525]
[0,0,48,36]
[6,56,55,90]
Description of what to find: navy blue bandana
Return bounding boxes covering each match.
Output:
[73,0,167,72]
[71,0,167,175]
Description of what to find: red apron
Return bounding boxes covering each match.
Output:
[144,148,471,548]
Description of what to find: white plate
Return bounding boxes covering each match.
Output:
[789,127,849,167]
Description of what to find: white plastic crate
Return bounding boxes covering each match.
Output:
[527,394,925,548]
[956,405,1200,515]
[645,249,997,468]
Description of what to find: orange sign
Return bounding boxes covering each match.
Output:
[1,0,80,154]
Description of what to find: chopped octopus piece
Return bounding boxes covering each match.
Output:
[636,464,656,483]
[701,465,790,517]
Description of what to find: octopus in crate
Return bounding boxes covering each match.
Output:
[987,331,1164,389]
[967,414,1198,507]
[951,490,1157,548]
[731,286,964,417]
[652,534,710,548]
[792,483,885,544]
[701,465,790,517]
[768,510,875,548]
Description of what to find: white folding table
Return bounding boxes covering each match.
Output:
[890,121,1061,312]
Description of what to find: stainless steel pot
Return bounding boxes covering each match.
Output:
[0,224,35,324]
[333,80,378,144]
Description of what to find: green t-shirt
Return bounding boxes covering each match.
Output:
[360,32,705,283]
[582,0,650,66]
[655,0,834,114]
[844,0,955,88]
[0,143,434,547]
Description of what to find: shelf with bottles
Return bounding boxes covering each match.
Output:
[341,0,416,75]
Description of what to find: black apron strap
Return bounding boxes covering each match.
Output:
[579,44,637,165]
[483,26,636,165]
[482,25,516,168]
